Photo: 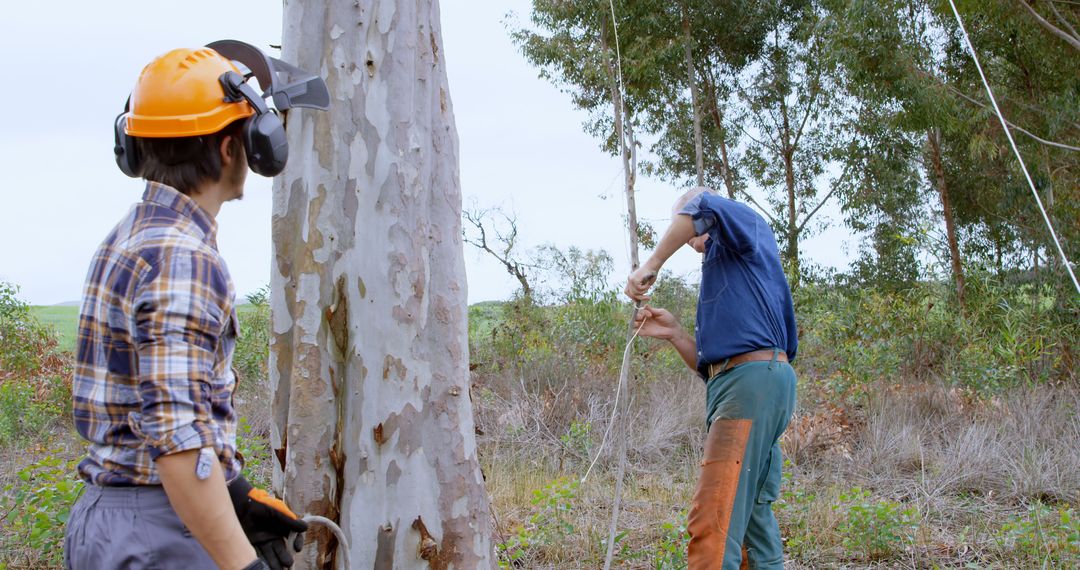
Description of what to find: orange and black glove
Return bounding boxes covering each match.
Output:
[228,476,308,570]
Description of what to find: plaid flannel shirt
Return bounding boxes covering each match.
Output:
[73,182,241,486]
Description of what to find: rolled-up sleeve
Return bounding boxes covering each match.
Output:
[132,250,228,459]
[679,193,759,255]
[678,192,717,237]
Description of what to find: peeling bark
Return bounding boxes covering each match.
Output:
[271,1,493,567]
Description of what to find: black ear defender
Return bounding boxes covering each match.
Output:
[114,97,142,178]
[219,71,288,177]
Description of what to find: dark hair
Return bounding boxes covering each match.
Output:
[136,121,244,195]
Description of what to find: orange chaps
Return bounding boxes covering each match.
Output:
[686,359,796,570]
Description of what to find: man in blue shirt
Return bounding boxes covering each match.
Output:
[626,187,797,570]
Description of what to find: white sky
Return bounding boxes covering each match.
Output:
[0,1,854,306]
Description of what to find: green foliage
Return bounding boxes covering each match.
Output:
[1,456,84,568]
[651,515,690,569]
[834,487,919,561]
[234,286,271,385]
[999,502,1080,567]
[497,477,580,567]
[237,416,271,490]
[796,276,1078,402]
[774,463,822,559]
[0,282,54,376]
[560,420,592,459]
[0,378,57,447]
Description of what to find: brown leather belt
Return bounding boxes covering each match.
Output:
[707,348,787,378]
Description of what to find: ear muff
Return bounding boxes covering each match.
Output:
[219,71,288,177]
[114,98,142,178]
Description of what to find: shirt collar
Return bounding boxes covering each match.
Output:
[141,182,218,245]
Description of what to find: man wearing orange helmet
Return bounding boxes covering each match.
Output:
[65,43,327,570]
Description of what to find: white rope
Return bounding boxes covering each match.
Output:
[298,515,350,570]
[581,309,646,483]
[607,0,626,109]
[946,0,1080,295]
[600,3,640,569]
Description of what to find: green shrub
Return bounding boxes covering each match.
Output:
[497,477,580,567]
[560,420,592,460]
[0,456,84,568]
[234,286,271,385]
[237,416,272,489]
[0,378,56,447]
[795,276,1078,402]
[999,502,1080,567]
[0,282,54,377]
[834,487,918,561]
[651,514,690,569]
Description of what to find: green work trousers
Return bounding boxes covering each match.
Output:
[688,354,796,570]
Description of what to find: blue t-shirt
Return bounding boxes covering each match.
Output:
[681,193,798,378]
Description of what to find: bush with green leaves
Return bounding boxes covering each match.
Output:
[497,477,580,567]
[833,487,918,561]
[1,456,84,568]
[795,275,1078,403]
[234,285,271,385]
[560,420,592,460]
[0,282,54,376]
[0,378,57,447]
[999,502,1080,567]
[237,416,272,489]
[651,514,690,569]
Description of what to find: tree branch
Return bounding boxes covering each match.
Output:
[796,168,845,236]
[1017,0,1080,52]
[1047,0,1080,41]
[945,83,1080,151]
[737,188,780,226]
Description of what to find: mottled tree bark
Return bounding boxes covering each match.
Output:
[270,1,492,567]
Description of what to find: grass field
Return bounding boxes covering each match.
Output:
[29,306,79,353]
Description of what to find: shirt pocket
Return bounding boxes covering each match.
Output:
[697,254,730,305]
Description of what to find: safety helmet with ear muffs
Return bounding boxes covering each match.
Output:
[114,42,328,179]
[114,47,257,177]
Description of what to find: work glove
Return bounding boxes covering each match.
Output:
[228,476,308,570]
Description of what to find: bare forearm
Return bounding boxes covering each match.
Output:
[642,214,697,273]
[157,450,256,570]
[669,327,699,372]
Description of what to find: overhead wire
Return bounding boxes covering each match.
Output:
[597,2,643,570]
[945,0,1080,295]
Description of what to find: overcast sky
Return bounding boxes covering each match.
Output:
[0,1,854,306]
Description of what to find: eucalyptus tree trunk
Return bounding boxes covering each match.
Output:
[681,3,704,186]
[269,1,492,568]
[927,128,966,310]
[600,11,640,270]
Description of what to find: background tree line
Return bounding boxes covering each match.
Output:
[511,0,1080,308]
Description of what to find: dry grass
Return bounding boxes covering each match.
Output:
[477,367,1080,568]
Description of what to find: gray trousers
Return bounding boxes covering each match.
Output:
[64,485,216,569]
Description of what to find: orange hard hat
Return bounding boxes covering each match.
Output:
[124,47,255,138]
